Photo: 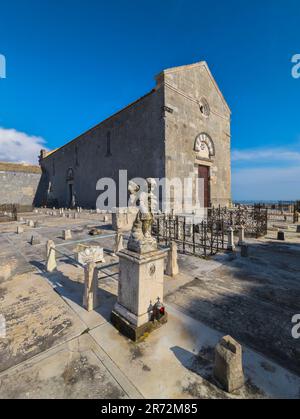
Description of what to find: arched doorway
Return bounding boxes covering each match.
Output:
[194,133,215,208]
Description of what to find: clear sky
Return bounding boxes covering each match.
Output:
[0,0,299,201]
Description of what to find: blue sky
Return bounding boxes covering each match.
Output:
[0,0,299,201]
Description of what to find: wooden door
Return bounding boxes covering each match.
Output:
[198,165,210,208]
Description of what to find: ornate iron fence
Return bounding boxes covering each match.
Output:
[152,214,227,257]
[208,206,268,237]
[152,206,268,258]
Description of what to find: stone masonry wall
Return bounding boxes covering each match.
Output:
[0,163,41,206]
[161,62,231,210]
[39,88,165,208]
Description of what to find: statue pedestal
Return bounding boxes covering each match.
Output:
[111,248,167,341]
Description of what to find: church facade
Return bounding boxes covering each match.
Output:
[39,61,231,211]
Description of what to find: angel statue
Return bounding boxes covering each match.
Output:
[127,178,158,254]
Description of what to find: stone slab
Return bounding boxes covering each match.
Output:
[0,271,86,373]
[0,334,129,399]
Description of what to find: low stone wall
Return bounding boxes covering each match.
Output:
[0,162,41,206]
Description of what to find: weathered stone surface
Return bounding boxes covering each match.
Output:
[0,272,85,373]
[76,246,105,266]
[114,249,166,328]
[46,240,57,272]
[214,335,244,393]
[39,62,231,210]
[0,162,41,206]
[83,262,98,312]
[165,241,179,277]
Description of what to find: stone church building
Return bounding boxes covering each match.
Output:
[38,61,231,211]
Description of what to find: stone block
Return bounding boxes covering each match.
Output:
[113,249,166,328]
[16,226,24,234]
[277,231,285,241]
[62,229,72,240]
[214,335,244,393]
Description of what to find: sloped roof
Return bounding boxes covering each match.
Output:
[156,61,231,113]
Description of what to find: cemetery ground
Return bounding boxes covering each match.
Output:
[0,210,300,399]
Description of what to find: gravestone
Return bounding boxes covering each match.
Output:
[46,240,57,272]
[83,262,98,311]
[214,335,244,393]
[165,241,179,277]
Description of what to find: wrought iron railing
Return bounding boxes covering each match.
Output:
[152,206,268,257]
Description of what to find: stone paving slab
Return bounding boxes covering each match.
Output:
[165,241,300,376]
[0,271,87,373]
[43,260,118,330]
[90,305,300,399]
[0,334,133,399]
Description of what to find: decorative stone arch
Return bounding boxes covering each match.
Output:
[194,133,215,160]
